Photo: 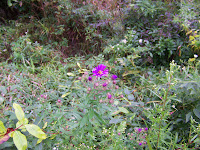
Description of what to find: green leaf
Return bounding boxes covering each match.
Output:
[77,62,81,69]
[0,120,6,136]
[61,92,71,98]
[189,58,195,62]
[117,121,126,133]
[94,111,105,125]
[50,134,56,140]
[79,115,88,128]
[130,113,136,120]
[0,96,4,104]
[7,0,12,7]
[37,138,43,144]
[186,112,191,123]
[16,118,28,131]
[13,131,27,150]
[111,111,120,116]
[42,122,48,129]
[89,109,94,120]
[13,103,25,121]
[25,124,46,139]
[193,108,200,119]
[118,107,129,114]
[66,72,75,76]
[146,136,153,150]
[122,70,140,76]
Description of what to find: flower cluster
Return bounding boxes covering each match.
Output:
[127,127,148,147]
[77,64,119,105]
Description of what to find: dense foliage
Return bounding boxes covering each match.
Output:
[0,0,200,149]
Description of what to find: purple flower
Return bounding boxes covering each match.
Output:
[111,75,118,80]
[107,93,112,99]
[139,142,142,146]
[138,128,142,132]
[92,64,109,77]
[88,76,92,81]
[103,82,107,87]
[145,128,148,131]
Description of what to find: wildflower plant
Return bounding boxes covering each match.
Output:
[0,103,46,150]
[60,64,125,148]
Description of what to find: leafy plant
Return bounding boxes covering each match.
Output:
[10,33,54,70]
[139,59,200,149]
[0,103,46,150]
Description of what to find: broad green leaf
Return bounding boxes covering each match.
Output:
[25,124,46,139]
[13,103,25,121]
[193,108,200,119]
[118,107,129,114]
[0,121,6,135]
[13,131,27,150]
[16,118,29,131]
[37,138,43,144]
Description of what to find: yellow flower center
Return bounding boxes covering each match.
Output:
[98,70,103,74]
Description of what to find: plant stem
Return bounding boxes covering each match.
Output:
[156,78,171,150]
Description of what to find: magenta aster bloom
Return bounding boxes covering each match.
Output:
[138,128,142,132]
[103,82,107,87]
[92,64,109,77]
[107,93,112,99]
[88,76,92,81]
[111,75,118,80]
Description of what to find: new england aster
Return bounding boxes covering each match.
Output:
[92,64,109,77]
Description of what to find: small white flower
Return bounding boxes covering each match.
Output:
[144,40,149,43]
[139,39,143,44]
[111,46,114,49]
[121,39,127,44]
[194,54,198,58]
